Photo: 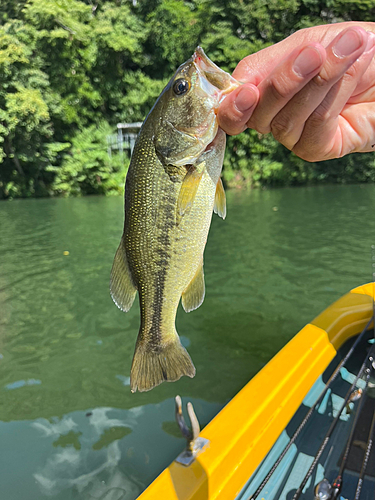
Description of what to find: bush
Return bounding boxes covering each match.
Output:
[48,122,128,196]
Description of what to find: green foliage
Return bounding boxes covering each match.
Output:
[146,0,205,74]
[120,71,167,123]
[223,130,316,188]
[48,122,128,196]
[0,19,68,198]
[315,153,375,183]
[1,0,375,199]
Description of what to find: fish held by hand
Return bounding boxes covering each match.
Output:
[110,47,239,393]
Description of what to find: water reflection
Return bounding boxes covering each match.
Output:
[5,378,42,390]
[0,398,221,500]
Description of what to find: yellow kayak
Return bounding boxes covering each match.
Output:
[139,283,375,500]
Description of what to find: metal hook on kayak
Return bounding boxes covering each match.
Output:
[174,395,209,466]
[175,395,200,449]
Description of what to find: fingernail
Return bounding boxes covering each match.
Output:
[333,28,363,57]
[365,32,375,53]
[234,86,256,112]
[293,46,323,76]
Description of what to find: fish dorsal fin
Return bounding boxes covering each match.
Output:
[176,162,205,224]
[213,177,226,220]
[110,237,137,312]
[181,260,205,313]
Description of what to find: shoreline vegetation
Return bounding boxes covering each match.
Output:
[1,0,375,200]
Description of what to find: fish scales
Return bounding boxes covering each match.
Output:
[110,47,239,392]
[126,122,214,346]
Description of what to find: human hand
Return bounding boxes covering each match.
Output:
[218,23,375,162]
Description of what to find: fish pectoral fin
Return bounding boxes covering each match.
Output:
[176,163,205,224]
[181,260,205,312]
[213,177,226,220]
[131,337,196,393]
[110,237,137,312]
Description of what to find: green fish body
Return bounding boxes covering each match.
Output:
[110,48,238,392]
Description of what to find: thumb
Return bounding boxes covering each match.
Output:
[217,83,259,136]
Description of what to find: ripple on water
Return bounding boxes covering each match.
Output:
[1,186,375,499]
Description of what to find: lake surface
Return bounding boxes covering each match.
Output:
[0,184,374,500]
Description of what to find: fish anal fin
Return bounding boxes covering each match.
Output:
[181,260,205,313]
[176,163,205,224]
[214,177,226,220]
[110,237,137,312]
[130,338,195,393]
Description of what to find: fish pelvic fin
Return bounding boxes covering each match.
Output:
[213,177,226,220]
[176,162,205,225]
[110,237,137,312]
[130,337,196,393]
[182,260,205,312]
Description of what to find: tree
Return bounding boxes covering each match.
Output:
[1,0,375,198]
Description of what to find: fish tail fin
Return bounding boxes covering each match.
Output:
[130,336,196,393]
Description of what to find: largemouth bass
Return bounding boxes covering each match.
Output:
[110,48,239,393]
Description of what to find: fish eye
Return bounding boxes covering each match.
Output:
[173,78,190,96]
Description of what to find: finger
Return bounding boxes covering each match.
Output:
[217,83,259,136]
[246,43,326,134]
[348,36,375,101]
[268,26,370,153]
[292,31,375,160]
[232,23,368,85]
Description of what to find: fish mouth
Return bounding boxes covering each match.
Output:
[164,48,234,166]
[193,46,239,104]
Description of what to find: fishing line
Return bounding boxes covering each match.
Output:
[248,315,374,500]
[337,247,375,500]
[354,379,375,500]
[329,367,372,500]
[292,344,375,500]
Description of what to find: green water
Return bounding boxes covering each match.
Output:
[0,184,374,500]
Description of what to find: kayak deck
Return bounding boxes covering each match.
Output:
[236,329,375,500]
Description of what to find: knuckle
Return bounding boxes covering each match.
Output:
[311,55,363,91]
[292,144,319,162]
[270,113,294,142]
[307,97,334,128]
[237,58,251,74]
[269,75,290,101]
[343,65,358,81]
[311,71,331,89]
[310,107,332,127]
[269,75,291,101]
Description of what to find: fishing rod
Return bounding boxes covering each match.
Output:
[354,384,375,500]
[292,344,375,500]
[327,367,371,500]
[334,248,375,500]
[248,314,374,500]
[331,248,375,500]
